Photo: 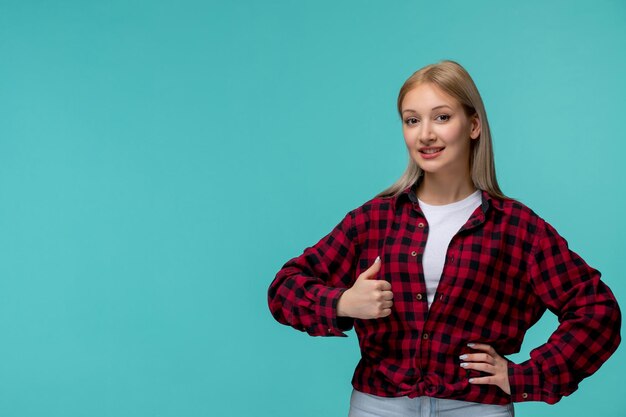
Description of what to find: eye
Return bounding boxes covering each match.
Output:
[435,114,451,122]
[404,117,419,126]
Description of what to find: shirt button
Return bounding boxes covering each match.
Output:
[449,256,455,263]
[418,222,425,228]
[522,393,528,399]
[327,328,333,334]
[422,333,429,340]
[411,251,417,257]
[416,293,423,300]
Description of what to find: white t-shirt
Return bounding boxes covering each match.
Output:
[418,190,482,308]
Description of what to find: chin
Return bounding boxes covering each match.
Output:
[414,160,441,173]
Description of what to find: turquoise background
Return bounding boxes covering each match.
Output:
[0,1,624,416]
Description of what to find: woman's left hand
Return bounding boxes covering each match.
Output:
[459,343,511,395]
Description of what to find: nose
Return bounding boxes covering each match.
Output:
[418,120,436,145]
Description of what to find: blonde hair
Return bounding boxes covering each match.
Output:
[376,60,506,199]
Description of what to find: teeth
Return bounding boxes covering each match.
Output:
[422,148,443,154]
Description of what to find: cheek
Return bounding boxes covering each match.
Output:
[440,125,467,145]
[402,128,414,147]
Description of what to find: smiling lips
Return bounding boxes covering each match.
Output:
[419,146,445,159]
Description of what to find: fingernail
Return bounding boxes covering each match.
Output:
[375,256,380,263]
[467,343,475,347]
[460,363,468,368]
[459,354,468,360]
[468,378,475,383]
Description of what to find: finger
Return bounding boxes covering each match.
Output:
[381,291,394,301]
[460,362,496,374]
[460,353,495,365]
[467,375,497,385]
[374,290,392,302]
[380,300,393,309]
[357,256,381,281]
[379,308,392,317]
[467,343,497,356]
[377,281,392,291]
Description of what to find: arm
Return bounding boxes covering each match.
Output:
[507,221,621,403]
[267,211,359,337]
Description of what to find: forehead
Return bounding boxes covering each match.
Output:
[401,83,461,112]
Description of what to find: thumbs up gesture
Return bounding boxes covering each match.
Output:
[337,256,393,319]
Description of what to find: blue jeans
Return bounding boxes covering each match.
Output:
[348,389,514,417]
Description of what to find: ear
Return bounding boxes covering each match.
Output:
[470,114,481,140]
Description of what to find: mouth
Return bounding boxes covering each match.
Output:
[418,147,445,158]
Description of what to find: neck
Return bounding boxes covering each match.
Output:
[417,172,477,205]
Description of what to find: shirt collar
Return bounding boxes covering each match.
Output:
[393,179,505,214]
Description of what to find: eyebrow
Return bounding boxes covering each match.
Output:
[402,105,453,114]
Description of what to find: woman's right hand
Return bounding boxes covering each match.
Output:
[336,256,393,319]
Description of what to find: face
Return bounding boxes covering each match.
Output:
[401,83,480,178]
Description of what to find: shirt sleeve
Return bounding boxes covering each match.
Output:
[507,220,622,404]
[267,211,359,337]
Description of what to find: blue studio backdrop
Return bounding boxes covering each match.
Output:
[0,1,624,416]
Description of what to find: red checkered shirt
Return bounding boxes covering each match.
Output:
[267,183,621,404]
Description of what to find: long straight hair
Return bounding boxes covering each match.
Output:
[376,60,506,199]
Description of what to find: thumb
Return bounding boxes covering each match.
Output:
[357,256,381,280]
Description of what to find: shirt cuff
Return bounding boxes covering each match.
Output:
[507,360,560,404]
[312,286,353,337]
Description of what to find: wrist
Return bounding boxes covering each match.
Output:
[336,288,352,317]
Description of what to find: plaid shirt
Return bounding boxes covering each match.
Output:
[267,183,621,405]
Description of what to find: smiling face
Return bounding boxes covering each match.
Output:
[401,82,481,179]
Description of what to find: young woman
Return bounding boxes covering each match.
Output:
[267,60,621,417]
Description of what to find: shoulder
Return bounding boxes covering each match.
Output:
[346,194,397,222]
[337,195,398,241]
[488,194,552,239]
[355,195,396,212]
